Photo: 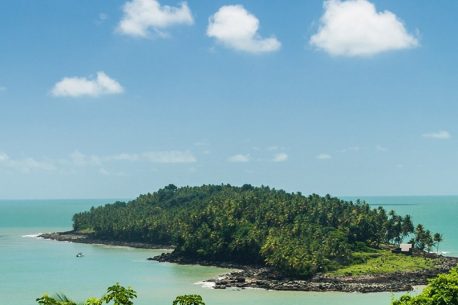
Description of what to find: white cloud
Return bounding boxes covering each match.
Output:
[111,153,140,162]
[0,150,196,175]
[272,153,288,162]
[310,0,418,57]
[422,130,451,140]
[0,152,56,173]
[207,5,281,54]
[228,154,250,163]
[117,0,193,38]
[51,72,124,98]
[69,151,103,166]
[316,153,332,160]
[70,150,196,165]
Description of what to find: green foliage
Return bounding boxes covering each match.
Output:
[36,284,136,305]
[36,294,76,305]
[173,295,205,305]
[85,298,103,305]
[434,233,443,253]
[329,250,436,276]
[72,184,436,278]
[392,268,458,305]
[103,283,137,305]
[414,225,435,252]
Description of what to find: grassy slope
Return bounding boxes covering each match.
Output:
[328,250,436,276]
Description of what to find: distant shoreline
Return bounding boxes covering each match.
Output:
[40,231,458,293]
[39,231,174,250]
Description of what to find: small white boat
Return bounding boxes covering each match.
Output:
[76,252,84,258]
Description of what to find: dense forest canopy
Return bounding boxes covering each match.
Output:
[72,184,439,278]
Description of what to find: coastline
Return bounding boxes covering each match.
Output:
[153,252,458,293]
[40,231,458,293]
[39,231,174,250]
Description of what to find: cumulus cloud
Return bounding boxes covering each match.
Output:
[207,5,281,54]
[51,72,124,98]
[310,0,418,57]
[117,0,193,38]
[422,130,451,140]
[316,153,332,160]
[272,153,288,162]
[228,154,250,163]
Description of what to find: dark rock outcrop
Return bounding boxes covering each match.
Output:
[151,252,458,293]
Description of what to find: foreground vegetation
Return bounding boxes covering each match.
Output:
[392,267,458,305]
[72,184,442,278]
[36,283,204,305]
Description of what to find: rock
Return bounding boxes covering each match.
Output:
[196,256,458,293]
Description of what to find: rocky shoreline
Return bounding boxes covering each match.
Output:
[39,231,173,250]
[152,252,458,293]
[41,232,458,293]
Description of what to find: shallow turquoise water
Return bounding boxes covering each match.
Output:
[1,197,456,305]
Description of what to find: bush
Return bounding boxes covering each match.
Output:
[36,285,206,305]
[392,268,458,305]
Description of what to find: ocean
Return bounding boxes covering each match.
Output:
[1,196,457,305]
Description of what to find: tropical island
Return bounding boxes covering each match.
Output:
[41,184,457,293]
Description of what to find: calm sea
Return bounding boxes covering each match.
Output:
[1,196,457,305]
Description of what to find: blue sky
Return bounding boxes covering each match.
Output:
[0,0,457,199]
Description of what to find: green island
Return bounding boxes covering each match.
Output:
[42,184,456,293]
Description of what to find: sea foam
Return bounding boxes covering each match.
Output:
[21,233,43,238]
[194,281,215,289]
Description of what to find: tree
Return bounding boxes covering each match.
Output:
[386,210,403,245]
[424,230,434,252]
[173,295,205,305]
[36,294,77,305]
[36,284,136,305]
[401,215,414,241]
[414,224,432,251]
[392,268,458,305]
[434,233,443,254]
[103,283,137,305]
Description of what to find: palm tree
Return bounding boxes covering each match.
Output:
[433,233,443,254]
